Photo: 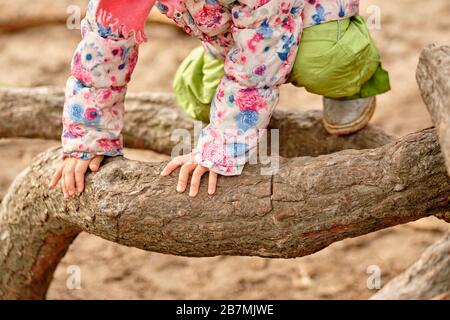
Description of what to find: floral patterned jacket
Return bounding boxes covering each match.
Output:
[62,0,359,175]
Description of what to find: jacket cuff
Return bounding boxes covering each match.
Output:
[194,149,244,176]
[193,125,259,176]
[62,149,123,161]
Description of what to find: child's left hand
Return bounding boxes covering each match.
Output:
[161,152,218,197]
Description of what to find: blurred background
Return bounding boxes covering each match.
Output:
[0,0,449,299]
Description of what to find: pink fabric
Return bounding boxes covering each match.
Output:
[96,0,157,43]
[65,0,361,175]
[96,0,185,43]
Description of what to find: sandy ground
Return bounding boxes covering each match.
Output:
[0,0,449,299]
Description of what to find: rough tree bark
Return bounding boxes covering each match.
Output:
[0,128,448,299]
[0,45,449,300]
[368,45,450,300]
[417,44,450,175]
[0,87,392,158]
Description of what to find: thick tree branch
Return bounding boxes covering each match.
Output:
[1,45,450,300]
[0,128,449,299]
[0,87,392,158]
[417,45,450,175]
[368,45,450,300]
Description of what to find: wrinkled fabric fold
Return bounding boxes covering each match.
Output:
[62,0,138,160]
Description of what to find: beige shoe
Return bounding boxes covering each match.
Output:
[323,96,376,135]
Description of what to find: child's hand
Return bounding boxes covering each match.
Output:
[50,156,104,198]
[161,153,218,197]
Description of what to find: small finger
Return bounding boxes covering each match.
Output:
[61,173,68,198]
[89,155,104,172]
[50,162,65,188]
[161,158,184,176]
[208,171,218,195]
[177,162,196,193]
[189,166,208,197]
[161,154,192,176]
[75,160,90,193]
[64,158,77,197]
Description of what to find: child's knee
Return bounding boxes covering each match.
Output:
[289,17,386,99]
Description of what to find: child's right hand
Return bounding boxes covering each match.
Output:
[50,156,104,198]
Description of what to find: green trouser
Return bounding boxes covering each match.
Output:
[174,16,390,123]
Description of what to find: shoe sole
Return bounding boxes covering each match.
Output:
[323,97,376,136]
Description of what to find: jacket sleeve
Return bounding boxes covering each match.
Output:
[62,0,140,160]
[194,0,305,175]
